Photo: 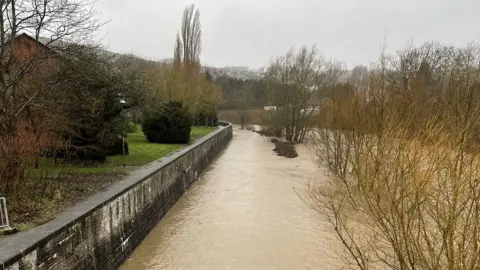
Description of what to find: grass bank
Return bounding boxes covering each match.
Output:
[6,126,217,233]
[41,126,216,173]
[114,126,215,167]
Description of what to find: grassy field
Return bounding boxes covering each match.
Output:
[3,126,218,232]
[41,126,217,173]
[110,126,215,166]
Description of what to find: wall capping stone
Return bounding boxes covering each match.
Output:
[0,122,232,270]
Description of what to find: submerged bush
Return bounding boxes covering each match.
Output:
[272,140,298,158]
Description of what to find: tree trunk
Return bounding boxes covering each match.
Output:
[287,107,296,141]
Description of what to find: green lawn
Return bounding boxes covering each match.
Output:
[190,126,217,139]
[40,126,217,173]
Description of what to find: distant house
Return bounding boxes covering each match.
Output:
[264,94,321,115]
[263,105,277,111]
[2,33,128,92]
[0,33,65,103]
[5,33,60,64]
[6,33,122,66]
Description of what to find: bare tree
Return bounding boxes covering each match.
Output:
[0,0,102,216]
[265,45,342,142]
[0,0,102,135]
[179,4,201,64]
[174,33,183,64]
[234,80,251,129]
[309,42,480,270]
[166,4,223,121]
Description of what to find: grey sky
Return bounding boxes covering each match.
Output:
[95,0,480,69]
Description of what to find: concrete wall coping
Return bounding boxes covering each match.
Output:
[0,122,232,266]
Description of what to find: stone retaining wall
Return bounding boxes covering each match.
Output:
[0,122,233,270]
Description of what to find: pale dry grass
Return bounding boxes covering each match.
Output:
[308,42,480,269]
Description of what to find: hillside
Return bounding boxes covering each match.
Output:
[202,66,263,80]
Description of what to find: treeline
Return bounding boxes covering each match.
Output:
[215,75,267,109]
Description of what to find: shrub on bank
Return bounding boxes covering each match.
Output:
[142,101,192,143]
[107,136,129,156]
[257,125,283,137]
[125,121,137,134]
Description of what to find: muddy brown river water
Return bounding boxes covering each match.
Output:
[121,129,343,269]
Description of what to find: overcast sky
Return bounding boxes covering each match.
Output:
[94,0,480,69]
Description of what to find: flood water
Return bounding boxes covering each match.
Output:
[121,129,343,269]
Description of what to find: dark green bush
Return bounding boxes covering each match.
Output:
[107,136,129,156]
[125,121,137,134]
[142,101,192,143]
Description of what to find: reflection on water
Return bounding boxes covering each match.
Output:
[121,129,343,270]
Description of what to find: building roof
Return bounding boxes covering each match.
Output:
[14,33,121,61]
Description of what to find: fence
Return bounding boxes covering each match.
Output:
[0,197,9,230]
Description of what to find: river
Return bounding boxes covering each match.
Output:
[121,129,343,269]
